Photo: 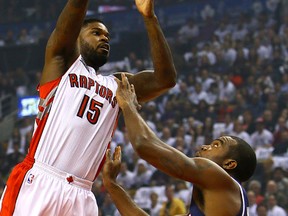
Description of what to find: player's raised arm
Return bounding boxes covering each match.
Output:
[41,0,89,85]
[115,74,232,188]
[102,146,149,216]
[122,0,177,102]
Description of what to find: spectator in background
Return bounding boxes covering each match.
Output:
[174,180,192,208]
[158,126,176,147]
[16,28,35,45]
[232,21,249,41]
[6,128,22,155]
[116,161,134,189]
[248,180,265,205]
[197,68,216,91]
[132,159,154,188]
[218,73,236,102]
[262,109,276,133]
[251,117,274,150]
[159,183,186,216]
[197,44,216,67]
[264,180,287,209]
[111,127,124,148]
[256,202,268,216]
[205,82,219,105]
[191,124,206,153]
[177,18,199,45]
[118,131,135,167]
[183,46,199,72]
[230,119,252,145]
[266,194,287,216]
[149,192,162,216]
[241,110,256,134]
[101,194,117,216]
[280,74,288,94]
[271,167,288,207]
[174,125,192,148]
[223,36,238,66]
[4,29,15,45]
[5,141,24,175]
[247,190,258,216]
[273,116,288,138]
[125,51,140,72]
[214,21,230,43]
[150,169,171,187]
[188,82,208,105]
[200,4,215,21]
[273,130,288,155]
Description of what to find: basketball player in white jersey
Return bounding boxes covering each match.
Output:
[0,0,176,215]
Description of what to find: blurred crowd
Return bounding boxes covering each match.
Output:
[0,0,188,24]
[1,0,288,215]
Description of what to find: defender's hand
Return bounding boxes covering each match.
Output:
[103,146,122,183]
[115,73,141,110]
[135,0,155,18]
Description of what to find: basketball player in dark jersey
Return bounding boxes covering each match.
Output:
[103,73,257,216]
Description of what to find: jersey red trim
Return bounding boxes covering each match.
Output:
[0,157,34,215]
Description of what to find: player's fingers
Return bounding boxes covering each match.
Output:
[115,146,122,161]
[106,149,111,161]
[121,73,131,91]
[137,103,142,111]
[131,84,135,93]
[114,77,121,86]
[121,73,127,85]
[131,84,141,110]
[116,145,121,151]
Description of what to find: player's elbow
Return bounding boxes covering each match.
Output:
[165,69,177,88]
[166,77,177,89]
[157,75,176,94]
[155,68,177,89]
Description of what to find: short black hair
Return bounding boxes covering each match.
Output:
[227,136,257,182]
[82,18,105,28]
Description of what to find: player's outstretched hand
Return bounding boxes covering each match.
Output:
[115,73,141,110]
[103,146,122,185]
[135,0,155,18]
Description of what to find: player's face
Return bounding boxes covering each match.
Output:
[79,22,110,68]
[195,136,237,165]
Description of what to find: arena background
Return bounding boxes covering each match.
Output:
[0,0,288,215]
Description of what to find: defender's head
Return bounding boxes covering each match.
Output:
[196,135,256,182]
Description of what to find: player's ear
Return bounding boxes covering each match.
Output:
[222,159,237,170]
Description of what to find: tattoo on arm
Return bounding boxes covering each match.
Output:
[159,158,181,173]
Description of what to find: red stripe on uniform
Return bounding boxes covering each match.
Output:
[0,78,62,215]
[0,157,34,215]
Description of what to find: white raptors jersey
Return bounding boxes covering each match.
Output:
[29,55,119,181]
